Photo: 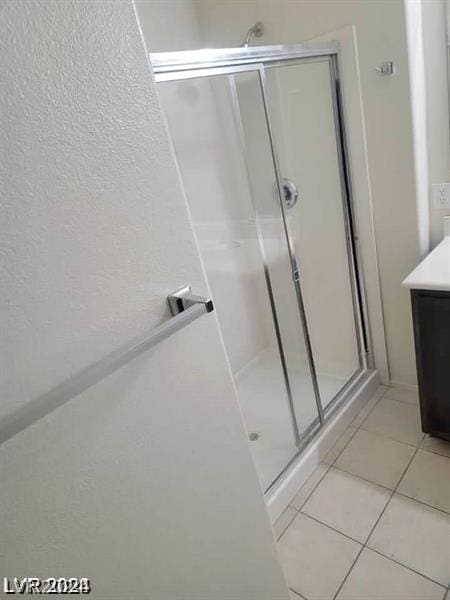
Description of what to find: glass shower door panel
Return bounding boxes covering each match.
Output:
[158,72,318,491]
[233,72,320,439]
[265,61,361,409]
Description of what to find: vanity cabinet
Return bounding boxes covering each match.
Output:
[411,289,450,441]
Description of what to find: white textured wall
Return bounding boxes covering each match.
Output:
[195,0,420,387]
[0,1,289,598]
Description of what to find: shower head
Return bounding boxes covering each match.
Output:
[241,22,264,47]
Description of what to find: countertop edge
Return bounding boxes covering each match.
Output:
[402,236,450,292]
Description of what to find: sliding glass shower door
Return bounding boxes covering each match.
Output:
[158,71,319,491]
[264,60,363,409]
[153,45,369,492]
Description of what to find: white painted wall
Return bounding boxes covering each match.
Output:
[135,0,202,51]
[421,0,450,247]
[405,0,431,257]
[0,1,289,598]
[194,0,421,387]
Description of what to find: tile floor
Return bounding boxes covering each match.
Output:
[274,385,450,600]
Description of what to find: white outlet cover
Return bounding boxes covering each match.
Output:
[432,183,450,209]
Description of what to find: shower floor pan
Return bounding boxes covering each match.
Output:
[235,347,349,491]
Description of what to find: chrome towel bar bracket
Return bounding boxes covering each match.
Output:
[167,285,214,316]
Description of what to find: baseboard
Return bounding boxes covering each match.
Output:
[266,370,381,523]
[388,380,419,393]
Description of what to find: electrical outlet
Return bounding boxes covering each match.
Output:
[432,183,450,209]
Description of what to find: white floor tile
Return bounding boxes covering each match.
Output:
[384,386,419,404]
[278,513,361,600]
[323,426,357,465]
[398,449,450,513]
[335,429,415,489]
[302,468,391,543]
[361,397,424,446]
[368,494,450,587]
[273,506,297,541]
[336,548,445,600]
[290,463,329,510]
[421,434,450,458]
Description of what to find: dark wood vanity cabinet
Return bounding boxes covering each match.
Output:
[411,289,450,441]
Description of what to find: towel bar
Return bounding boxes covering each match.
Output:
[0,287,213,445]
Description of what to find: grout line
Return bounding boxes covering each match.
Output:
[323,454,450,519]
[363,443,420,545]
[289,588,306,600]
[314,436,449,596]
[332,443,421,600]
[418,442,450,460]
[287,463,332,514]
[383,390,420,406]
[275,508,298,541]
[300,499,448,597]
[331,540,365,599]
[330,464,395,493]
[358,393,424,433]
[384,397,419,406]
[324,386,387,467]
[329,463,450,516]
[324,424,359,467]
[351,425,419,449]
[279,386,448,598]
[358,424,425,449]
[392,444,421,495]
[298,511,363,546]
[394,490,450,517]
[367,546,448,590]
[417,446,450,461]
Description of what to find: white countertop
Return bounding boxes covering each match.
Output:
[402,236,450,292]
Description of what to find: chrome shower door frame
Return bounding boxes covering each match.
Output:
[151,43,373,491]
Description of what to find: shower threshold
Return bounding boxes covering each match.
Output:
[266,368,379,522]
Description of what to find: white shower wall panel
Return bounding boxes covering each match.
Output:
[159,78,253,225]
[197,224,274,373]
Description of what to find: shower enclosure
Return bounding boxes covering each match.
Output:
[151,44,372,492]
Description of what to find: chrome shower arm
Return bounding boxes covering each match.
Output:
[241,22,265,47]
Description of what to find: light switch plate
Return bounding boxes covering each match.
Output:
[432,183,450,209]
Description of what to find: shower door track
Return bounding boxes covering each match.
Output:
[151,43,340,76]
[151,43,374,494]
